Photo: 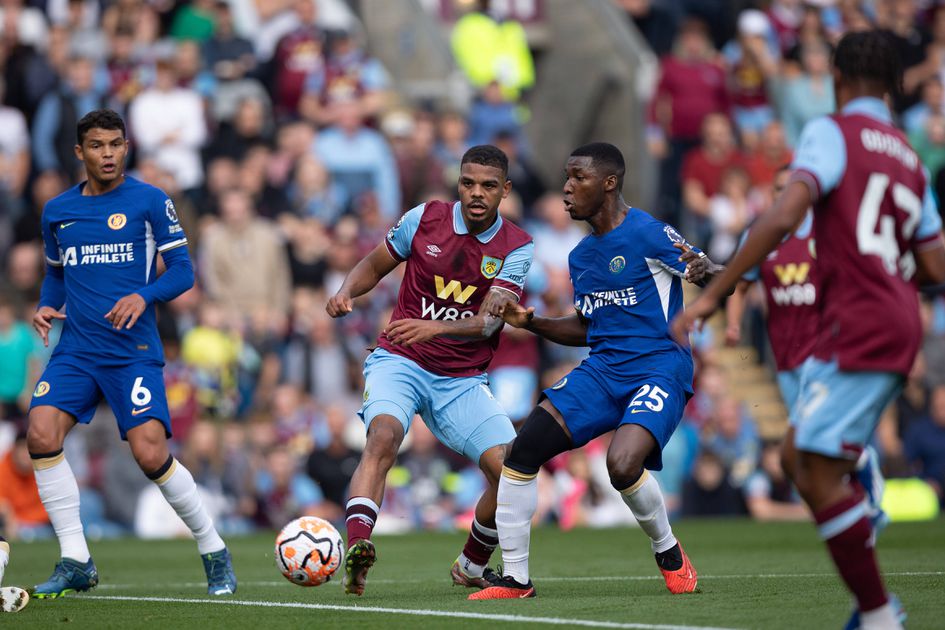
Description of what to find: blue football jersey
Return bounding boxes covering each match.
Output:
[570,208,694,383]
[41,177,189,365]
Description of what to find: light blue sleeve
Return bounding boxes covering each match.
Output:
[385,203,424,259]
[495,241,534,292]
[791,116,846,197]
[917,183,943,241]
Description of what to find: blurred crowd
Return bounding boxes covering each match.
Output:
[1,0,944,542]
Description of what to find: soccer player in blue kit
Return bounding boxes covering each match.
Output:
[27,110,237,598]
[471,143,721,600]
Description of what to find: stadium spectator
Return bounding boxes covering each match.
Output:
[903,76,945,135]
[744,121,792,195]
[0,0,50,52]
[616,0,678,58]
[766,0,804,55]
[129,56,207,193]
[306,403,360,510]
[723,9,779,151]
[200,188,292,318]
[170,0,216,42]
[104,26,145,114]
[31,54,108,181]
[205,96,272,163]
[681,112,743,243]
[743,441,808,521]
[253,445,332,528]
[771,40,835,146]
[101,0,159,45]
[299,25,391,128]
[286,155,342,225]
[0,430,52,540]
[701,395,759,489]
[681,449,747,517]
[0,298,35,419]
[0,76,30,209]
[903,385,945,505]
[312,104,400,219]
[450,0,535,102]
[434,109,471,185]
[648,17,729,226]
[271,0,325,119]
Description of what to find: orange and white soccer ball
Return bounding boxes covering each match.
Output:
[274,516,344,587]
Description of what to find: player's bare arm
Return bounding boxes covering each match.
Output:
[723,280,752,346]
[32,307,65,347]
[915,237,945,285]
[674,242,726,288]
[327,241,401,318]
[385,287,514,346]
[501,301,589,347]
[105,293,146,330]
[671,180,810,344]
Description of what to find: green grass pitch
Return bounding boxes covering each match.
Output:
[4,518,943,629]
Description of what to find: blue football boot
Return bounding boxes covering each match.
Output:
[202,548,237,596]
[843,593,905,630]
[33,558,99,599]
[856,446,890,538]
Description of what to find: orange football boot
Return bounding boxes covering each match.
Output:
[658,543,698,594]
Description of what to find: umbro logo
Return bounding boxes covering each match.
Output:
[426,245,441,257]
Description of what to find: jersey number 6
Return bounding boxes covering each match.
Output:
[131,376,153,406]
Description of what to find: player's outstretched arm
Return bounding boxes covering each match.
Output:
[501,302,589,347]
[671,180,810,345]
[674,242,728,290]
[327,241,400,318]
[915,238,945,286]
[385,288,513,346]
[723,281,752,347]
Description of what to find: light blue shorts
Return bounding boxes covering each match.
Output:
[777,368,803,415]
[488,366,537,422]
[790,357,903,460]
[358,348,515,464]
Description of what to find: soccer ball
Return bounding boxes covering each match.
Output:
[274,516,344,587]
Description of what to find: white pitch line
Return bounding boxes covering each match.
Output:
[86,595,737,630]
[92,570,945,590]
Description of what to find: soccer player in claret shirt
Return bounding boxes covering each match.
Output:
[725,166,887,528]
[326,145,534,596]
[0,536,28,612]
[675,31,945,629]
[471,143,721,601]
[28,109,237,598]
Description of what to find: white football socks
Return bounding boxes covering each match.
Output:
[861,602,903,630]
[619,470,677,553]
[0,540,8,586]
[154,458,225,555]
[495,467,539,584]
[33,453,91,563]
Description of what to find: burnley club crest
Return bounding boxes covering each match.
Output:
[480,255,504,279]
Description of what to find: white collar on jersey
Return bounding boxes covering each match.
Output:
[842,96,893,124]
[452,201,503,243]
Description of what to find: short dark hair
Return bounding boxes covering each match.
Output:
[570,142,626,188]
[833,30,903,98]
[461,145,509,179]
[77,109,126,145]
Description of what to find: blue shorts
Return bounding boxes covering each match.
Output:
[777,368,803,415]
[790,357,903,460]
[358,348,515,464]
[29,354,171,440]
[543,360,691,471]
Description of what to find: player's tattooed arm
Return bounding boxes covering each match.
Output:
[500,302,589,347]
[385,288,513,346]
[327,242,401,317]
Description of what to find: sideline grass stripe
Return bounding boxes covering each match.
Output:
[87,595,739,630]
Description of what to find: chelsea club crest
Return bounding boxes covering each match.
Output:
[609,255,626,274]
[481,255,504,279]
